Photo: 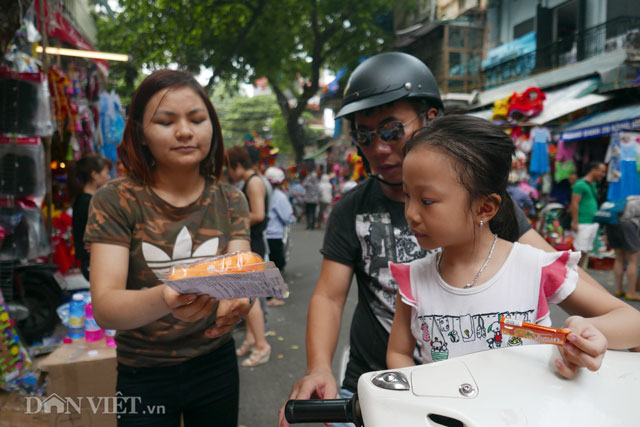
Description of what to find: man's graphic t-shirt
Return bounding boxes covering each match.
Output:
[84,176,250,367]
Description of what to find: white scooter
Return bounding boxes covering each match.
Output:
[285,345,639,426]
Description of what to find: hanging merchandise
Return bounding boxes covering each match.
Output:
[0,136,46,198]
[606,131,640,201]
[554,139,577,182]
[99,90,125,165]
[0,69,54,137]
[507,87,545,120]
[529,126,551,175]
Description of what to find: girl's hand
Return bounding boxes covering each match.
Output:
[163,286,217,322]
[205,298,252,338]
[555,315,608,379]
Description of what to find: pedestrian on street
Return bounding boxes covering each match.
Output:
[265,167,296,306]
[289,177,306,221]
[279,52,618,427]
[303,170,320,229]
[571,161,607,267]
[318,173,333,228]
[70,154,112,281]
[227,146,272,367]
[85,69,252,426]
[606,195,640,301]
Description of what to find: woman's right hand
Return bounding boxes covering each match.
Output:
[163,285,217,322]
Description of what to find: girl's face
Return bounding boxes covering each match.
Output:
[142,86,213,174]
[92,166,111,188]
[402,146,475,250]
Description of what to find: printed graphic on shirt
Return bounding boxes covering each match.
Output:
[142,226,220,277]
[355,213,430,331]
[418,309,534,361]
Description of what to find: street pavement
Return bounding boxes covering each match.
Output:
[234,222,640,427]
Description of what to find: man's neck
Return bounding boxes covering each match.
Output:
[379,180,404,202]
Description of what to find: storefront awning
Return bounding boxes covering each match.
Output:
[466,78,610,125]
[558,104,640,141]
[529,78,610,124]
[474,49,627,109]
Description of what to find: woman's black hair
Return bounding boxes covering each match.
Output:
[403,114,519,242]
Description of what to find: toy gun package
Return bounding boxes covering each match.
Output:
[161,251,288,300]
[500,317,570,346]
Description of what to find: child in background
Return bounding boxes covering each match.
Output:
[387,115,640,379]
[71,154,112,280]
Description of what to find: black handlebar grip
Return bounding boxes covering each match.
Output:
[284,398,356,424]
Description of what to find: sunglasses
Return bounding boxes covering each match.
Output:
[350,115,421,147]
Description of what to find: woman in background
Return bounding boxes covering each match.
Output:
[71,154,112,280]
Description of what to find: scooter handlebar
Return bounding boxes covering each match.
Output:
[284,397,360,424]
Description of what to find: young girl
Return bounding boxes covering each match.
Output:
[84,70,252,426]
[71,154,112,280]
[387,115,640,379]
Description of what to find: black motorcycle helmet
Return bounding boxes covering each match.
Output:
[335,52,443,120]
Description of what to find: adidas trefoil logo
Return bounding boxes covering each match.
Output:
[142,226,219,277]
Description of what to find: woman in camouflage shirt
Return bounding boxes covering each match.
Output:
[85,70,252,426]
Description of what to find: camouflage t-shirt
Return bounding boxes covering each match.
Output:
[84,175,250,367]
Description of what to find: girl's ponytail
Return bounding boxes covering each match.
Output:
[489,191,519,243]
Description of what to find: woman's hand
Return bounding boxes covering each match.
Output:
[555,315,608,379]
[163,286,217,322]
[205,298,252,338]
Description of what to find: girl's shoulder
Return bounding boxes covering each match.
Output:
[511,242,580,268]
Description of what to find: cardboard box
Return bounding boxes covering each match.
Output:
[38,340,117,427]
[0,391,49,426]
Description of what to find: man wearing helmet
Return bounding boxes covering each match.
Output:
[279,52,607,427]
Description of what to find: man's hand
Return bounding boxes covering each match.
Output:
[163,286,217,322]
[278,369,338,427]
[555,315,608,379]
[205,298,252,338]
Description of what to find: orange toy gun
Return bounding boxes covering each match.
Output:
[500,317,570,346]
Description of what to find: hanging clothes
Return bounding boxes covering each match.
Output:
[606,131,640,201]
[529,126,551,175]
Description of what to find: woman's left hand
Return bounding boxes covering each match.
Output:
[204,298,252,338]
[555,315,608,379]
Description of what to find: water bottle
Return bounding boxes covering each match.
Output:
[104,329,116,347]
[68,293,85,339]
[84,302,104,342]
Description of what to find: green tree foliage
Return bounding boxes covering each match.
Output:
[96,0,405,165]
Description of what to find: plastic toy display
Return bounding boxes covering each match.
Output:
[162,251,288,300]
[0,289,32,391]
[285,345,640,426]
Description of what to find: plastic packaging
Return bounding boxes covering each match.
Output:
[67,293,85,339]
[0,136,46,198]
[84,302,104,342]
[0,69,54,137]
[104,329,116,347]
[167,251,265,280]
[162,251,289,300]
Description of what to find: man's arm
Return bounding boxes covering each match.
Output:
[571,192,581,231]
[278,258,354,427]
[246,177,266,226]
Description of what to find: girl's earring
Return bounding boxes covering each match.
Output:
[479,220,484,228]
